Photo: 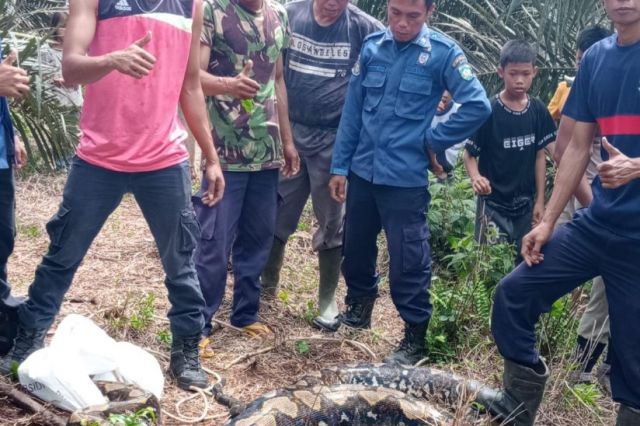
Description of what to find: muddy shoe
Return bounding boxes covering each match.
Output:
[312,315,341,332]
[170,334,209,390]
[0,295,24,357]
[242,322,273,338]
[339,296,376,329]
[0,324,48,377]
[384,322,428,365]
[199,336,215,359]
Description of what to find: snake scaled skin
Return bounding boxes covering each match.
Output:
[223,363,498,425]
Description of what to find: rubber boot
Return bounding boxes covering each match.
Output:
[0,323,48,377]
[339,296,376,329]
[261,238,286,299]
[383,321,428,365]
[312,247,342,332]
[477,358,549,425]
[170,334,209,390]
[616,404,640,426]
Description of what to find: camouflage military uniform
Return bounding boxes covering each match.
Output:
[195,0,290,335]
[201,0,290,171]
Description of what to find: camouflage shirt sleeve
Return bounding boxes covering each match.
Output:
[201,0,215,47]
[278,6,291,52]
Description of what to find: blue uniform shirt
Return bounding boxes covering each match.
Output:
[563,34,640,239]
[331,24,491,187]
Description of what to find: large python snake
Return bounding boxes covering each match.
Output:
[222,363,499,425]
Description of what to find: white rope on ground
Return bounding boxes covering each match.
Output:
[161,367,229,423]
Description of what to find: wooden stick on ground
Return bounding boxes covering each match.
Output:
[0,381,66,426]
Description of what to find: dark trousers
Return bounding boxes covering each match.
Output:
[19,157,205,336]
[492,210,640,409]
[0,168,14,300]
[194,170,278,334]
[342,173,432,325]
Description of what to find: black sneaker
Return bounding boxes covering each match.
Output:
[383,322,428,365]
[170,334,209,390]
[0,324,48,377]
[339,296,376,329]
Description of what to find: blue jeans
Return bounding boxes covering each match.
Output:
[19,157,205,336]
[194,170,279,334]
[342,173,433,325]
[0,167,14,300]
[492,209,640,409]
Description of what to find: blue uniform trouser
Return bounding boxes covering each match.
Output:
[194,170,278,335]
[342,173,432,325]
[0,168,14,300]
[492,209,640,409]
[19,157,205,336]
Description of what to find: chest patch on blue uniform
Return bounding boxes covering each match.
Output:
[417,52,429,65]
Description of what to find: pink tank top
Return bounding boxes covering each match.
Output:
[77,0,194,172]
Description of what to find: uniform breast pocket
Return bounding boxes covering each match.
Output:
[362,70,387,112]
[395,75,433,120]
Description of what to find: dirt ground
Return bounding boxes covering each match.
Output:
[0,173,616,425]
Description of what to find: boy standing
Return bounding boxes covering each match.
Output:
[463,40,556,262]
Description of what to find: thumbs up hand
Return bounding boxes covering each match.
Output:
[0,50,30,98]
[224,59,260,100]
[597,137,639,189]
[108,31,157,79]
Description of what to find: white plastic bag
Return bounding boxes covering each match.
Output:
[18,314,164,411]
[50,314,118,375]
[18,347,108,412]
[93,341,164,399]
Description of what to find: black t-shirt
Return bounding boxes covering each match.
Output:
[283,0,382,131]
[465,95,556,208]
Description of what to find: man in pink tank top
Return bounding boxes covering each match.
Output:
[0,0,224,391]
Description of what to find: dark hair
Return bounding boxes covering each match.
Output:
[425,0,435,7]
[577,25,612,52]
[50,11,68,43]
[499,39,536,68]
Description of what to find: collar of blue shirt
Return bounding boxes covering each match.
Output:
[380,24,431,50]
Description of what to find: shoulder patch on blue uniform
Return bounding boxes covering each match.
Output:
[451,54,468,68]
[458,64,474,81]
[352,57,361,76]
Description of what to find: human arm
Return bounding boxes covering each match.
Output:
[275,55,299,177]
[0,51,29,98]
[521,121,595,265]
[62,0,156,86]
[551,114,596,206]
[198,45,260,98]
[426,48,491,154]
[329,52,367,202]
[532,149,546,225]
[180,0,224,206]
[13,135,27,169]
[463,149,491,195]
